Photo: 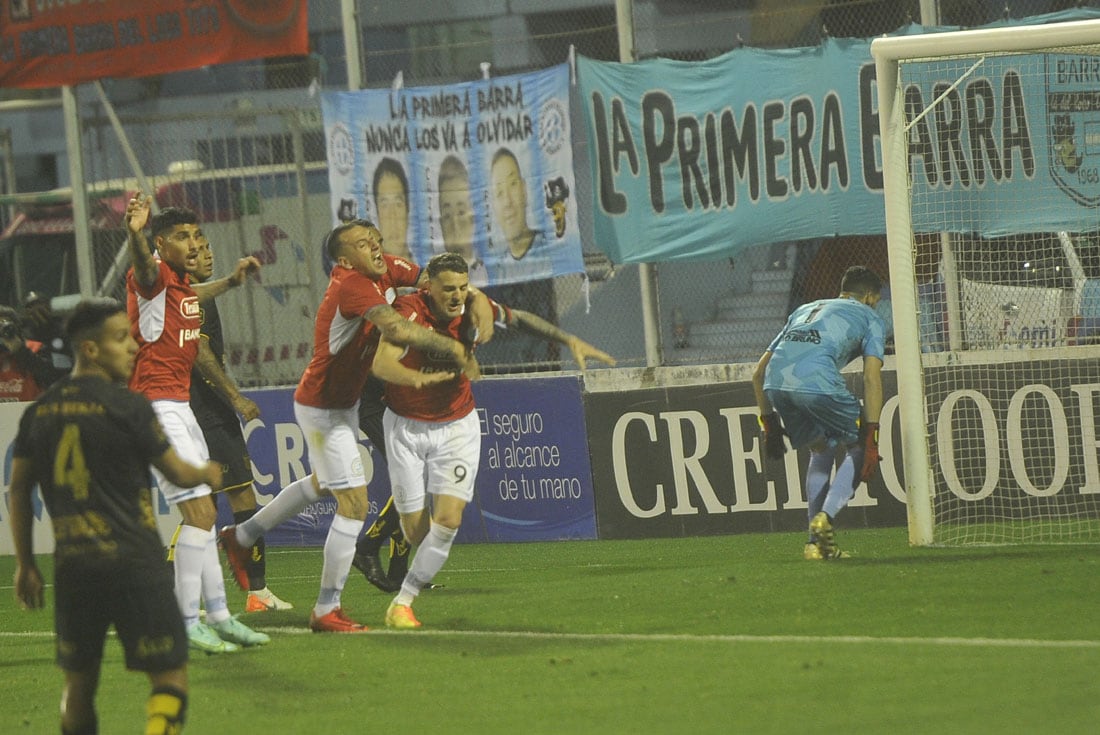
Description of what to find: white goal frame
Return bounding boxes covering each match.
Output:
[872,19,1100,546]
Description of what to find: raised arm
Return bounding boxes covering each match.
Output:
[465,285,495,344]
[125,194,159,289]
[194,339,260,421]
[506,308,616,372]
[193,256,262,302]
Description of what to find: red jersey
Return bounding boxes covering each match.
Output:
[294,254,420,409]
[383,292,508,422]
[126,260,201,401]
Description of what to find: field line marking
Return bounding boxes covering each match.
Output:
[7,628,1090,650]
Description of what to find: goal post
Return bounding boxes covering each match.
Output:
[872,19,1100,546]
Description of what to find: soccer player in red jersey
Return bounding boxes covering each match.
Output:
[125,196,268,653]
[167,236,293,613]
[373,252,614,629]
[219,220,483,632]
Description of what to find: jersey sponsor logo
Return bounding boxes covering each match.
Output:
[782,329,821,344]
[179,296,200,319]
[178,327,202,347]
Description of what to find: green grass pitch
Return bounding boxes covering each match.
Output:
[2,529,1098,734]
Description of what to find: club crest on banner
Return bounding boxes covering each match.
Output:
[1046,54,1100,207]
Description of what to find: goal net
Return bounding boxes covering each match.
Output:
[872,20,1100,546]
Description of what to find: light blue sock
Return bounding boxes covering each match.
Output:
[822,449,859,519]
[805,451,833,532]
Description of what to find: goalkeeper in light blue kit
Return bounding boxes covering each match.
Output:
[751,266,886,560]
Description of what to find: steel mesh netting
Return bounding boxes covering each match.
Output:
[3,1,1093,383]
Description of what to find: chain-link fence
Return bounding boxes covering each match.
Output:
[1,0,1093,384]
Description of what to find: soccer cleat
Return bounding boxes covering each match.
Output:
[809,512,837,558]
[245,588,294,613]
[309,607,370,633]
[352,551,402,593]
[188,622,240,655]
[211,614,271,647]
[217,526,251,591]
[804,542,824,560]
[385,602,422,629]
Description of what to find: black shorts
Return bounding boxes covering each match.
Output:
[200,420,254,494]
[54,560,187,673]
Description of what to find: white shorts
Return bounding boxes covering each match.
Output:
[151,400,212,505]
[383,408,480,514]
[294,401,366,491]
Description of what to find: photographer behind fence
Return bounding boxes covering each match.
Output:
[1,304,65,402]
[21,291,74,372]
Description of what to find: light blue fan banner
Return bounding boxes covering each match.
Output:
[576,11,1100,264]
[321,64,584,285]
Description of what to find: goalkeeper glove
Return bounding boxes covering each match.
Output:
[858,421,881,482]
[759,412,787,460]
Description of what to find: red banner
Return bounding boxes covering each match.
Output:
[0,0,307,89]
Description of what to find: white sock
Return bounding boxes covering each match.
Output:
[395,522,457,607]
[173,524,210,628]
[201,530,231,624]
[239,476,319,547]
[314,513,365,617]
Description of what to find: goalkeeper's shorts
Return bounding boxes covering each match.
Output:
[764,389,860,450]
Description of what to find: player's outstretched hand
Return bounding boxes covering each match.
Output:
[759,412,787,460]
[14,563,44,610]
[567,337,616,373]
[125,194,152,234]
[228,256,262,286]
[858,421,881,482]
[414,370,461,389]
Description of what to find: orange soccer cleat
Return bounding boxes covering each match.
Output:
[309,607,370,633]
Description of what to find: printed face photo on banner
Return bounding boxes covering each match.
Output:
[357,148,560,286]
[372,158,410,260]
